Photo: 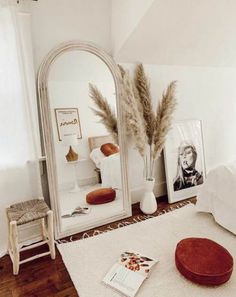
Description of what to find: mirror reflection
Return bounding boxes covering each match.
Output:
[48,50,124,232]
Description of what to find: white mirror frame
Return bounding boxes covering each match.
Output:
[37,41,132,239]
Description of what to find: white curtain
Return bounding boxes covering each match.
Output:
[0,0,42,256]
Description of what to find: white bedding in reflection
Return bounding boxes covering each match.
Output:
[100,153,121,189]
[100,152,143,190]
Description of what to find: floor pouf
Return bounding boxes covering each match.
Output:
[175,237,233,286]
[86,188,116,205]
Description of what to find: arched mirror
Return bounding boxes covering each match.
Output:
[37,41,131,239]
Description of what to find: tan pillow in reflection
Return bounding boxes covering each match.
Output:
[100,143,119,157]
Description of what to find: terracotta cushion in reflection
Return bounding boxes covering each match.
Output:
[86,188,116,205]
[100,143,119,157]
[175,237,233,286]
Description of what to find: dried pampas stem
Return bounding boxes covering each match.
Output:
[118,64,177,179]
[121,70,147,157]
[118,64,144,119]
[135,64,155,146]
[89,83,118,143]
[89,63,177,181]
[152,81,177,161]
[118,64,126,79]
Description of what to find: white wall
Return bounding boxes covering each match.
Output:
[122,63,236,198]
[111,0,155,55]
[114,0,236,67]
[30,0,112,69]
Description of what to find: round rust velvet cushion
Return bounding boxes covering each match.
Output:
[100,143,119,157]
[86,188,116,205]
[175,238,233,286]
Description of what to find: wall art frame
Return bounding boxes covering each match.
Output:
[164,119,206,203]
[54,107,82,141]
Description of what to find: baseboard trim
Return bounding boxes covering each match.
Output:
[154,181,167,197]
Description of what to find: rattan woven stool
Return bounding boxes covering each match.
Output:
[6,198,55,275]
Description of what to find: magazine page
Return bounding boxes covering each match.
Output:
[119,251,157,277]
[103,263,145,297]
[103,251,158,297]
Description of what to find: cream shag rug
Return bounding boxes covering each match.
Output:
[58,205,236,297]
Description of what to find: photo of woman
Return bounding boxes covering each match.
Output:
[164,120,206,203]
[173,142,203,191]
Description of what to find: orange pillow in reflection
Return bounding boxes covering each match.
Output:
[100,143,119,157]
[86,188,116,204]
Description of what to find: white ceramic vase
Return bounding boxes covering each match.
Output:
[140,179,157,214]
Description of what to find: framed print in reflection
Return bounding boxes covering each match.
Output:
[54,107,82,141]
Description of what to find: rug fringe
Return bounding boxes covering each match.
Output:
[58,201,194,243]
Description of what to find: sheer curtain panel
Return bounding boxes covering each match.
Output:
[0,0,42,256]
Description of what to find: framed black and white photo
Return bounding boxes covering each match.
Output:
[164,119,206,203]
[54,108,82,141]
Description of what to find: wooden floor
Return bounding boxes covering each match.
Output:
[0,196,195,297]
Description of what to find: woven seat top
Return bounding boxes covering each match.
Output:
[6,199,50,225]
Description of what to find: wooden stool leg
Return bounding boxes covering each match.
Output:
[41,218,47,241]
[10,221,19,275]
[7,218,11,254]
[47,211,55,260]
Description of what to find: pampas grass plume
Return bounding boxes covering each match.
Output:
[89,83,118,143]
[135,64,156,146]
[153,81,177,159]
[120,70,147,157]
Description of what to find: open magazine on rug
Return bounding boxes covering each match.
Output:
[102,251,158,297]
